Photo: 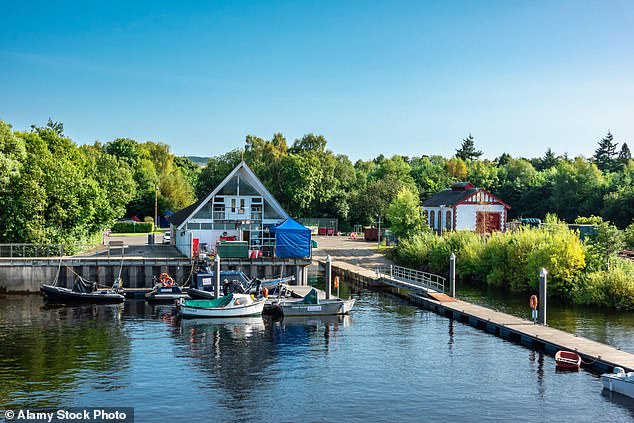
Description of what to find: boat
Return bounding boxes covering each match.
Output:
[145,273,188,302]
[555,350,581,370]
[177,293,265,318]
[602,367,634,398]
[276,288,355,317]
[187,269,295,300]
[40,276,125,304]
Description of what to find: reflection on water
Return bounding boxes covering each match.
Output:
[1,286,634,422]
[457,281,634,353]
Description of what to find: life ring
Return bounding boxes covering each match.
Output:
[333,276,340,289]
[530,295,538,310]
[262,287,269,298]
[159,273,174,287]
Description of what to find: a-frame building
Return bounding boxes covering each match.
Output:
[168,161,291,258]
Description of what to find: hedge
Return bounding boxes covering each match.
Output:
[111,221,153,233]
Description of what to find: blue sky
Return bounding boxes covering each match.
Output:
[1,1,633,160]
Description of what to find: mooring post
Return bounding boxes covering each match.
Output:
[539,268,547,325]
[449,253,456,298]
[326,255,332,300]
[214,255,221,299]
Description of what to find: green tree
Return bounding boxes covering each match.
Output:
[455,133,483,161]
[386,187,424,239]
[618,143,631,166]
[594,131,618,172]
[586,222,624,271]
[0,120,26,189]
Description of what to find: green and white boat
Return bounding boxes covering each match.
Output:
[177,293,265,318]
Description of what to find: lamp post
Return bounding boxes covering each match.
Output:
[376,214,382,248]
[154,186,159,233]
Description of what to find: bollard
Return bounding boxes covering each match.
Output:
[325,255,332,300]
[539,268,547,325]
[214,255,221,299]
[449,253,456,298]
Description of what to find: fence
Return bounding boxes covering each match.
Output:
[375,264,446,293]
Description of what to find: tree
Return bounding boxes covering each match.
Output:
[455,133,483,161]
[0,120,26,189]
[586,222,624,271]
[594,131,618,172]
[386,187,424,239]
[445,157,468,180]
[196,149,242,197]
[618,143,631,165]
[290,133,327,154]
[540,148,559,170]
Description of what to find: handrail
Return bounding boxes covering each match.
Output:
[375,264,445,293]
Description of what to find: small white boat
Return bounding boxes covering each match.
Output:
[278,288,355,317]
[602,367,634,398]
[177,293,265,318]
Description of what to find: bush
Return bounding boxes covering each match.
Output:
[625,223,634,250]
[572,260,634,309]
[111,221,153,233]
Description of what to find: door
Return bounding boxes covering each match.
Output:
[476,212,501,233]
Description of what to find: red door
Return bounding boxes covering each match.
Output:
[476,212,501,233]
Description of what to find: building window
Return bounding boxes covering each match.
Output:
[231,198,236,213]
[446,211,451,231]
[239,199,245,214]
[429,210,435,228]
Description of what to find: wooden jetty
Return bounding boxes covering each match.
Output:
[311,236,634,373]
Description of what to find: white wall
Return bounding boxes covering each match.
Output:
[424,207,452,231]
[175,229,192,258]
[455,204,506,231]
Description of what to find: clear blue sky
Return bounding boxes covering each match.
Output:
[1,1,633,161]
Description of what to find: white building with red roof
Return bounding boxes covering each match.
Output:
[421,182,511,234]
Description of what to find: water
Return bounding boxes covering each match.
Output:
[2,287,634,422]
[458,281,634,353]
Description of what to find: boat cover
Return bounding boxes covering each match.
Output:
[273,218,311,258]
[184,294,234,308]
[72,277,96,293]
[299,288,319,305]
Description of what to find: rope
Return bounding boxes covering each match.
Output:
[181,263,196,287]
[580,356,598,365]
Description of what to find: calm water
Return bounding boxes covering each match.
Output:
[458,282,634,353]
[2,285,634,423]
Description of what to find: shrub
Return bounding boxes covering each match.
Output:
[111,221,153,233]
[624,223,634,250]
[572,261,634,309]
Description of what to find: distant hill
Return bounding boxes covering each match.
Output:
[185,156,210,166]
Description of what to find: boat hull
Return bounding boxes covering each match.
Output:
[40,284,125,303]
[178,299,265,318]
[187,287,216,300]
[602,374,634,398]
[280,298,355,316]
[555,351,581,370]
[146,286,187,302]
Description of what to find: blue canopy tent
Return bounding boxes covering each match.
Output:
[272,218,312,258]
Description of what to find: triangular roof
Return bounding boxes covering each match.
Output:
[422,183,510,209]
[168,161,290,229]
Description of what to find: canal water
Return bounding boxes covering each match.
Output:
[1,284,634,422]
[458,281,634,353]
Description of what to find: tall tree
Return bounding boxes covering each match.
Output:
[455,133,483,161]
[618,142,631,165]
[541,148,559,170]
[386,187,424,239]
[594,131,618,172]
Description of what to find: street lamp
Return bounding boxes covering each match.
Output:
[154,186,159,233]
[376,214,382,249]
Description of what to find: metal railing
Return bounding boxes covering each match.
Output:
[0,243,104,258]
[375,264,445,293]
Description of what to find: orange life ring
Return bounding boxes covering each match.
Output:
[160,273,174,287]
[262,287,269,298]
[530,295,538,310]
[334,276,340,289]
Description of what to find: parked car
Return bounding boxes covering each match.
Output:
[163,233,171,244]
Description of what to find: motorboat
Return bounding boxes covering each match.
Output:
[41,276,125,304]
[177,293,265,318]
[188,269,295,300]
[276,288,355,317]
[555,350,581,370]
[145,273,188,302]
[602,367,634,398]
